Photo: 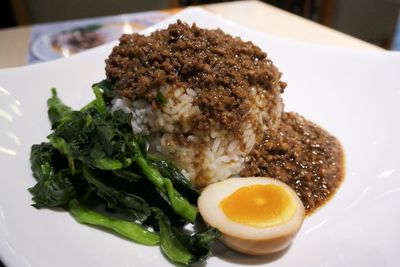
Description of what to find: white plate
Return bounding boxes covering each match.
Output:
[30,24,122,61]
[1,7,400,267]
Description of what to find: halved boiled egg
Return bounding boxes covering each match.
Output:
[198,177,305,255]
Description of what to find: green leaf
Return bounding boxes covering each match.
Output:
[47,88,73,128]
[48,108,132,171]
[153,209,220,265]
[49,135,76,174]
[30,142,60,179]
[82,166,151,222]
[92,85,106,114]
[92,80,114,100]
[29,164,77,208]
[153,209,193,265]
[112,169,142,183]
[156,91,167,106]
[29,142,78,208]
[189,228,221,263]
[48,111,92,157]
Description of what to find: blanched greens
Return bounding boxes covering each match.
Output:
[29,82,220,265]
[69,199,160,245]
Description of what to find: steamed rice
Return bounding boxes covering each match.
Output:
[112,84,283,188]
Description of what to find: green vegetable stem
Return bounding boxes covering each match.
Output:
[134,144,198,223]
[69,199,159,245]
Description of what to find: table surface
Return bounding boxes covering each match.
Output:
[0,0,382,69]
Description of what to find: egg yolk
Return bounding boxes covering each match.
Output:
[220,184,296,228]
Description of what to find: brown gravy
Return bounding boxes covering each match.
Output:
[241,112,345,214]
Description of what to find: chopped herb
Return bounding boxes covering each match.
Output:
[156,91,168,106]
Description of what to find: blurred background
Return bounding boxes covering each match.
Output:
[1,0,399,50]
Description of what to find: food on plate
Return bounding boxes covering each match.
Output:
[29,87,220,265]
[28,20,344,265]
[69,199,160,245]
[51,25,105,54]
[106,20,286,188]
[105,20,343,214]
[198,177,305,255]
[241,112,344,213]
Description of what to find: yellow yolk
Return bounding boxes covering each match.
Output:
[220,184,296,228]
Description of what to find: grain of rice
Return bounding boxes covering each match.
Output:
[112,82,283,188]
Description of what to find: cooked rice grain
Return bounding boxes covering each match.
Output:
[112,85,283,188]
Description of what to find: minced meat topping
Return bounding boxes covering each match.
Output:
[105,20,286,131]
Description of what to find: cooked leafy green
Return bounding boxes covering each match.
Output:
[134,147,197,223]
[47,88,73,129]
[69,199,159,245]
[112,169,142,183]
[155,208,193,265]
[154,208,221,265]
[92,79,114,102]
[29,142,78,208]
[28,85,219,265]
[29,164,77,208]
[82,165,151,222]
[148,156,199,205]
[189,227,221,262]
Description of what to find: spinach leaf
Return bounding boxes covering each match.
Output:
[31,142,60,179]
[92,79,114,102]
[48,111,92,159]
[49,135,76,175]
[47,88,73,128]
[112,169,142,183]
[48,110,132,170]
[92,85,106,114]
[153,208,193,265]
[82,166,151,222]
[49,88,135,171]
[80,81,111,113]
[189,227,221,263]
[29,142,77,208]
[153,208,220,265]
[29,165,77,208]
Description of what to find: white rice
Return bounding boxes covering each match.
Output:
[112,85,283,188]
